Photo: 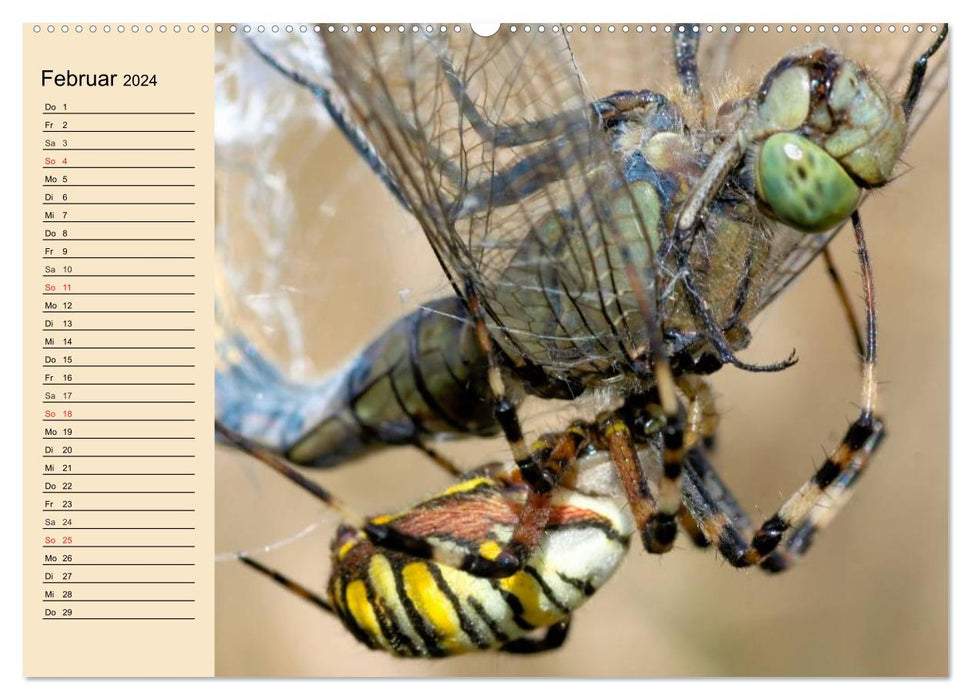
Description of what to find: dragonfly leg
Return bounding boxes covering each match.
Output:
[452,88,668,217]
[676,241,798,373]
[439,52,666,147]
[455,135,601,214]
[438,66,673,216]
[715,237,758,340]
[499,618,571,655]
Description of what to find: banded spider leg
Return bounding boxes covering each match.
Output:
[674,211,885,571]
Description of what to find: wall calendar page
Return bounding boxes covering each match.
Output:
[19,20,950,679]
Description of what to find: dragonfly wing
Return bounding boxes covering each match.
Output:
[322,26,658,374]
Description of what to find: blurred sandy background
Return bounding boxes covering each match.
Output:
[213,26,948,676]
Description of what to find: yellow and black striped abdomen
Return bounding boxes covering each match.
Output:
[327,478,633,657]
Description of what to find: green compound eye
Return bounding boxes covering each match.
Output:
[755,133,861,233]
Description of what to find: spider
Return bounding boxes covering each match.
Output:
[218,420,632,656]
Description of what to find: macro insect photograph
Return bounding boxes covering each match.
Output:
[213,23,948,676]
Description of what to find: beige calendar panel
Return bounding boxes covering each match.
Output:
[22,24,215,677]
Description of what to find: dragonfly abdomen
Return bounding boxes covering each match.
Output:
[286,296,500,465]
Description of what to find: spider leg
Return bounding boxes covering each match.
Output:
[604,203,687,554]
[650,387,794,572]
[680,418,884,572]
[679,373,719,449]
[499,618,571,655]
[452,90,671,218]
[367,425,587,578]
[600,415,678,554]
[439,47,668,149]
[677,211,884,570]
[237,553,336,615]
[677,505,711,548]
[221,416,583,580]
[821,246,866,359]
[904,24,948,119]
[673,23,701,101]
[411,439,468,479]
[218,422,357,618]
[244,37,409,210]
[668,376,758,555]
[670,432,768,558]
[463,278,547,491]
[761,428,885,573]
[761,212,883,571]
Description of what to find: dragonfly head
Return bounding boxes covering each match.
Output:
[749,47,907,232]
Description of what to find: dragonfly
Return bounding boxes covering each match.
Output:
[214,24,948,673]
